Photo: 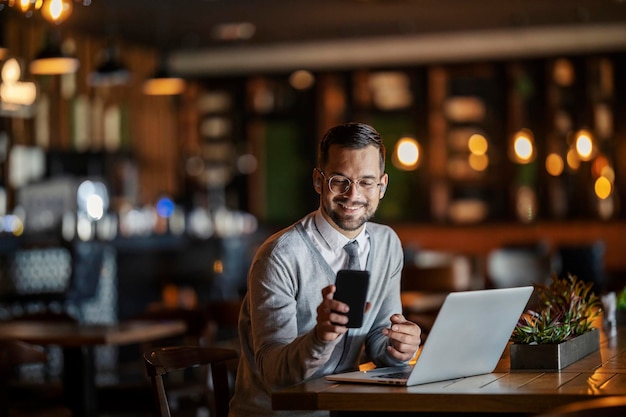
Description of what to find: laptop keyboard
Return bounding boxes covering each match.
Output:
[374,370,411,380]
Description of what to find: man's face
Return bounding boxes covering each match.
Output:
[314,144,388,238]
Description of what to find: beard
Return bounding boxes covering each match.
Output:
[322,195,376,232]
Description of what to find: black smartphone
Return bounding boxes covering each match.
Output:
[333,269,370,328]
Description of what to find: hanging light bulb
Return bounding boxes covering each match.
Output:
[4,0,91,23]
[40,0,73,25]
[16,0,36,14]
[143,53,186,96]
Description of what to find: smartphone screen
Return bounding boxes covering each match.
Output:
[333,269,370,328]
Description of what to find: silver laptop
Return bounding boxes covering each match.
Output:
[325,286,533,386]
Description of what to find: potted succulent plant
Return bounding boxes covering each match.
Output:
[509,272,602,370]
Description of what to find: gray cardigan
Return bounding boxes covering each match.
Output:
[229,212,406,417]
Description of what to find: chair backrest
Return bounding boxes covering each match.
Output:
[144,345,238,417]
[536,396,626,417]
[0,340,47,374]
[137,305,211,346]
[0,340,48,417]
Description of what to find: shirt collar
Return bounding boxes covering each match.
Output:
[314,209,367,253]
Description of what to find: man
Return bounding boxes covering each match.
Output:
[229,122,422,417]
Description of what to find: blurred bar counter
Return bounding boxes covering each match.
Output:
[394,220,626,291]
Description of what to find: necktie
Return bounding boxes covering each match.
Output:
[343,240,360,270]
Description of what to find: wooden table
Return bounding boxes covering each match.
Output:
[272,326,626,416]
[0,319,186,417]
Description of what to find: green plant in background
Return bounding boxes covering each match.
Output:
[617,287,626,311]
[511,273,602,345]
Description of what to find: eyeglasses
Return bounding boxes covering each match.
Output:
[317,169,383,195]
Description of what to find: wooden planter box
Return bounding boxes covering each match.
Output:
[510,329,600,370]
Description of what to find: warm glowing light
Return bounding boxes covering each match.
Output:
[143,77,186,95]
[40,0,73,24]
[30,56,79,75]
[591,154,609,178]
[545,153,564,176]
[567,148,580,170]
[1,58,37,106]
[468,133,488,155]
[8,0,91,24]
[512,130,534,163]
[392,137,420,171]
[289,70,315,90]
[515,186,537,223]
[594,176,612,200]
[468,153,488,172]
[18,0,33,13]
[553,58,575,87]
[575,130,594,161]
[601,166,615,183]
[2,58,20,83]
[213,260,224,274]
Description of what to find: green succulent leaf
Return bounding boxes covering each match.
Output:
[510,273,601,344]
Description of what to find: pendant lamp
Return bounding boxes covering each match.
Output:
[29,32,79,75]
[88,45,130,87]
[142,53,186,96]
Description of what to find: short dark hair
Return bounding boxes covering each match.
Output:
[317,122,386,172]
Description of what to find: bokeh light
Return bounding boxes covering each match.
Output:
[156,197,175,218]
[392,136,420,171]
[594,176,612,200]
[545,153,564,176]
[512,129,534,163]
[566,148,580,170]
[575,129,594,161]
[468,133,488,155]
[468,153,489,172]
[289,70,315,90]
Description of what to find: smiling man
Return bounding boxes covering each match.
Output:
[229,122,422,417]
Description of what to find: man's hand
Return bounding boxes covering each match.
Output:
[382,314,422,361]
[315,285,350,342]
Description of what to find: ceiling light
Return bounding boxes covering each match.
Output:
[40,0,73,24]
[5,0,92,25]
[29,36,79,75]
[143,54,186,96]
[88,46,130,87]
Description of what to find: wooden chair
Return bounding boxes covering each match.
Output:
[536,396,626,417]
[144,345,238,417]
[0,340,72,417]
[95,305,212,415]
[10,311,78,381]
